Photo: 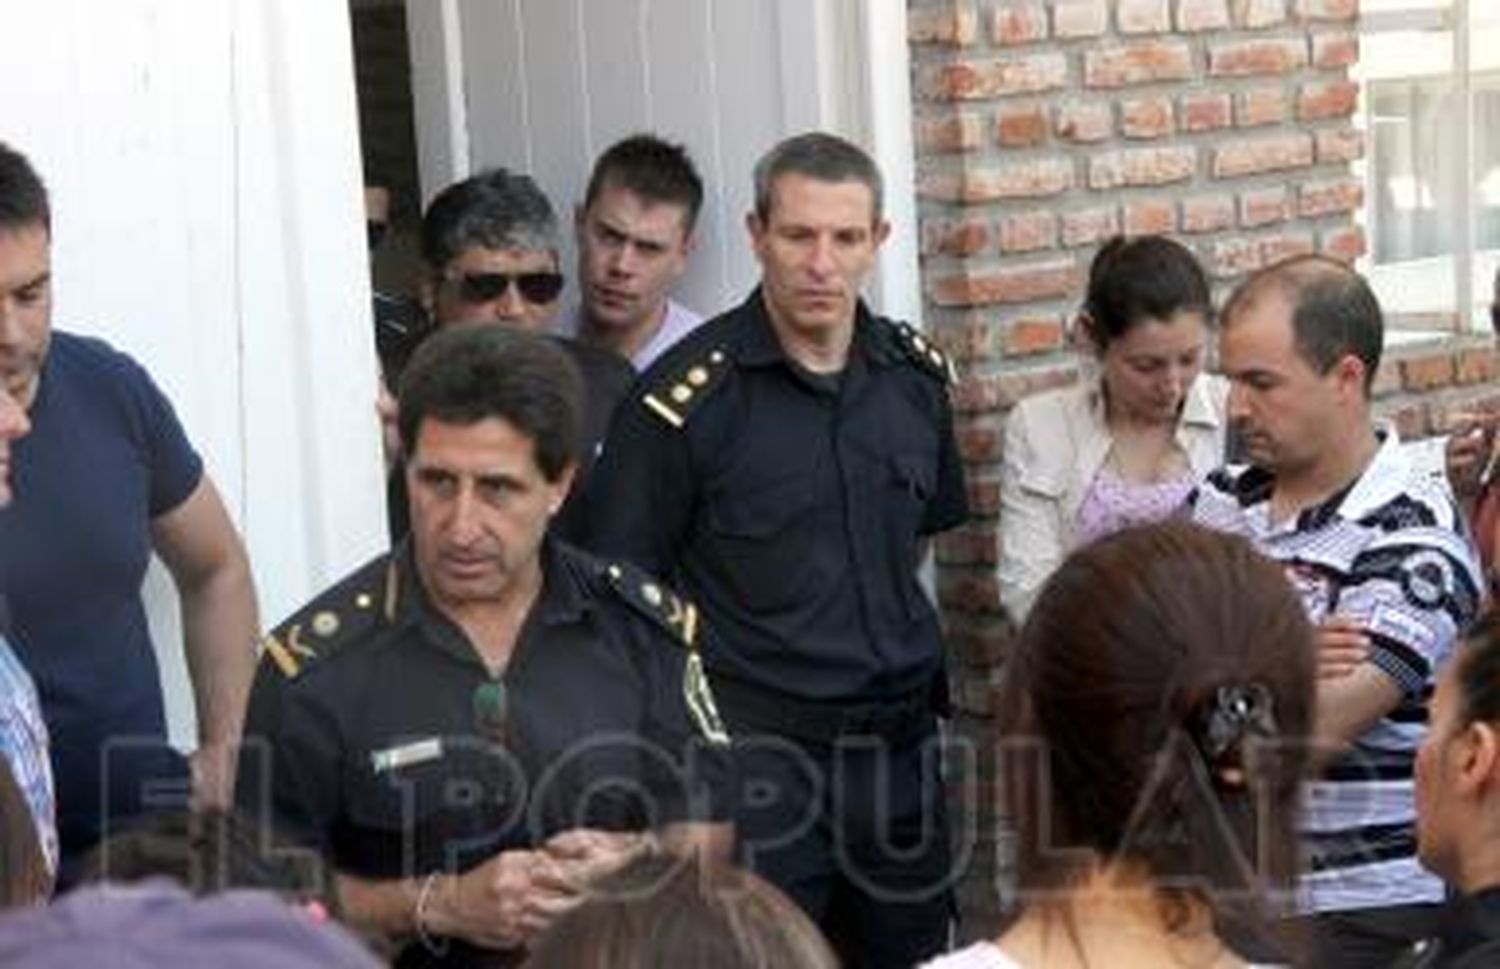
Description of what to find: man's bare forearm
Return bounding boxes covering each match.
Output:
[180,555,259,748]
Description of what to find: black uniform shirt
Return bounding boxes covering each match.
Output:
[238,540,730,884]
[581,290,968,702]
[1404,886,1500,968]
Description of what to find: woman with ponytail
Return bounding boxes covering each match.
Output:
[929,521,1314,968]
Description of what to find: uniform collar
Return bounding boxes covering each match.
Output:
[1433,885,1500,958]
[530,538,590,627]
[730,287,888,369]
[394,538,592,667]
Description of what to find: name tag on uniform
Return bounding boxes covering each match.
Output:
[370,737,443,774]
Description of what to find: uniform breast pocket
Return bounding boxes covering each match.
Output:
[705,475,827,615]
[348,737,525,841]
[884,452,940,622]
[888,452,937,536]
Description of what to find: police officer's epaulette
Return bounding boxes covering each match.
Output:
[602,560,701,650]
[893,322,957,385]
[602,560,730,746]
[640,347,731,429]
[258,556,400,681]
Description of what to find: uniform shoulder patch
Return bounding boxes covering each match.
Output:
[601,560,729,746]
[602,561,701,649]
[259,557,398,680]
[893,322,956,385]
[640,347,732,429]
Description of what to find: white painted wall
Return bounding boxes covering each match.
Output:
[406,0,922,326]
[0,0,387,746]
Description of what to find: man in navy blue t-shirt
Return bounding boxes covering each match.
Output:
[0,141,260,876]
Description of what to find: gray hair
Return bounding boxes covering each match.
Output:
[420,168,560,270]
[752,132,883,224]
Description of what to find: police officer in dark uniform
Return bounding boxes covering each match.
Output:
[238,327,730,968]
[581,132,969,969]
[382,167,635,544]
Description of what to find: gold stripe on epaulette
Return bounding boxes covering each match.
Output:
[681,602,699,649]
[287,624,317,659]
[262,633,300,679]
[383,560,400,622]
[643,393,685,428]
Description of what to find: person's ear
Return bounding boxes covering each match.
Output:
[1458,721,1500,798]
[1074,311,1102,354]
[872,219,891,249]
[548,462,578,515]
[1333,354,1367,400]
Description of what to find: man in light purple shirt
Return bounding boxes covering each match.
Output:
[574,134,705,370]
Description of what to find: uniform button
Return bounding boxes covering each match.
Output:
[312,611,340,637]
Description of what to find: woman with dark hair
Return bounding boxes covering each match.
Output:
[999,236,1223,621]
[1407,612,1500,966]
[930,521,1315,968]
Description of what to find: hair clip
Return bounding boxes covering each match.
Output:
[1195,683,1275,762]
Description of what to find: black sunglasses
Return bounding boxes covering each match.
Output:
[448,271,564,306]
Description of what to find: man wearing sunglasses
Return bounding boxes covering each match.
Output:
[384,168,634,543]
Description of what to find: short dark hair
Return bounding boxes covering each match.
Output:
[1452,612,1500,728]
[526,855,837,969]
[1223,255,1384,394]
[397,326,581,482]
[420,168,559,271]
[1082,235,1213,349]
[0,142,50,234]
[1002,521,1313,952]
[585,134,704,233]
[752,132,882,224]
[78,810,334,914]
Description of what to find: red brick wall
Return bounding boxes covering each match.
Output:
[906,0,1499,937]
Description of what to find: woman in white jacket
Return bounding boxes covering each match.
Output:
[999,236,1226,622]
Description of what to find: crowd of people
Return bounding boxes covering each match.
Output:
[2,121,1500,969]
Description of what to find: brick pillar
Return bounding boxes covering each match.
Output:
[907,0,1370,938]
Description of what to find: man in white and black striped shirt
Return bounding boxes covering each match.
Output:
[1191,255,1483,968]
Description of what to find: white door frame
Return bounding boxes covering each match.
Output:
[404,0,471,206]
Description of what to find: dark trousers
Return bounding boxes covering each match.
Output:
[1285,901,1444,969]
[731,724,954,969]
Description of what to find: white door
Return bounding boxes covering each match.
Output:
[0,0,387,746]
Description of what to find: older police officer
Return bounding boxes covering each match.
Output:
[582,132,969,968]
[239,328,730,967]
